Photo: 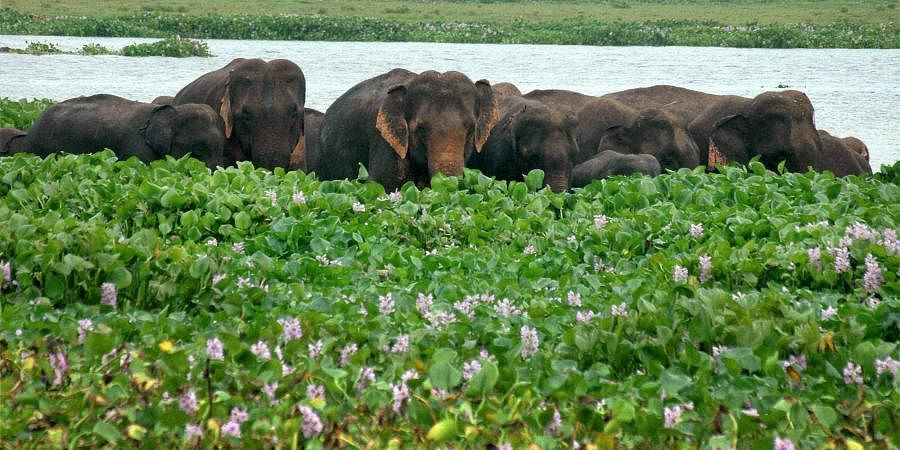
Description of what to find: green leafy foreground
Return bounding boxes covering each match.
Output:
[0,152,897,448]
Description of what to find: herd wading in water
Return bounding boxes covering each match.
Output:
[0,57,874,192]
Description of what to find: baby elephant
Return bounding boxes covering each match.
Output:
[24,94,225,168]
[572,150,661,187]
[815,130,872,177]
[0,128,27,155]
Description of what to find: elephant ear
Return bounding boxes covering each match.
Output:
[219,75,233,139]
[142,105,175,157]
[474,79,500,153]
[709,114,751,169]
[376,84,409,159]
[289,107,306,171]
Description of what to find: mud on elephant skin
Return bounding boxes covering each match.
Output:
[576,98,699,171]
[572,150,661,188]
[815,130,872,177]
[469,96,579,192]
[689,90,822,173]
[299,108,324,173]
[523,89,596,112]
[600,84,735,126]
[0,128,27,156]
[175,58,306,170]
[22,94,225,168]
[315,68,500,192]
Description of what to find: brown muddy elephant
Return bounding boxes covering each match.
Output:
[840,136,870,162]
[469,96,579,192]
[0,128,27,156]
[815,130,872,176]
[600,85,734,126]
[523,89,596,112]
[491,82,522,102]
[175,58,306,170]
[22,94,225,168]
[152,95,175,105]
[314,69,499,192]
[300,108,324,173]
[572,150,661,187]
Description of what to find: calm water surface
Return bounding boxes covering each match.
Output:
[1,35,897,169]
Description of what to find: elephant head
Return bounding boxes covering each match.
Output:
[491,82,523,102]
[0,128,27,156]
[219,59,306,170]
[598,108,699,171]
[708,90,820,172]
[572,150,662,187]
[498,99,578,192]
[816,130,872,176]
[840,136,870,162]
[141,104,226,169]
[375,71,499,180]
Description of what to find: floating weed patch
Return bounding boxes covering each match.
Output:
[0,151,897,448]
[120,36,211,57]
[0,97,55,130]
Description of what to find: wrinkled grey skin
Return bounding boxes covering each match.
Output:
[175,58,306,170]
[0,128,27,155]
[23,94,225,168]
[152,95,175,105]
[300,108,324,173]
[601,85,734,126]
[576,98,699,171]
[469,96,578,192]
[688,90,822,172]
[491,82,522,102]
[315,68,499,192]
[572,150,661,187]
[815,130,872,176]
[523,89,596,112]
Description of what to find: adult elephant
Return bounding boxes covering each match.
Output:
[22,94,224,168]
[315,69,499,192]
[815,130,872,176]
[0,128,27,156]
[523,89,596,112]
[839,136,870,162]
[300,108,324,173]
[491,82,522,102]
[572,150,661,187]
[152,95,175,105]
[600,85,734,126]
[689,90,821,172]
[469,96,578,192]
[575,98,699,171]
[174,58,306,170]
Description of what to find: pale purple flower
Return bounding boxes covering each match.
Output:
[180,389,198,415]
[212,273,226,285]
[497,444,513,450]
[594,214,608,230]
[610,302,629,317]
[520,325,539,359]
[866,296,881,308]
[263,382,278,405]
[265,190,277,206]
[547,409,562,434]
[378,293,395,315]
[783,354,807,371]
[430,388,450,400]
[673,265,688,283]
[566,291,582,307]
[689,223,703,238]
[229,406,248,424]
[863,254,883,293]
[292,191,307,204]
[77,319,93,344]
[829,246,850,273]
[184,424,202,440]
[298,405,323,438]
[308,340,324,359]
[425,309,457,329]
[391,380,411,414]
[808,247,821,267]
[480,348,494,361]
[358,304,368,316]
[100,282,117,307]
[845,222,877,241]
[712,345,728,357]
[774,436,796,450]
[232,242,245,253]
[453,296,477,319]
[875,357,899,376]
[523,245,536,255]
[699,254,712,283]
[236,277,252,288]
[416,293,433,315]
[357,366,376,392]
[663,404,682,428]
[882,229,898,254]
[463,359,482,381]
[493,298,522,318]
[352,201,365,213]
[281,363,295,377]
[277,317,303,342]
[251,341,271,361]
[48,349,68,386]
[340,343,358,366]
[220,420,241,438]
[206,238,218,247]
[821,305,838,320]
[391,335,409,353]
[843,361,863,385]
[742,406,759,417]
[401,369,418,382]
[0,260,10,289]
[307,384,325,400]
[388,190,403,203]
[576,310,596,322]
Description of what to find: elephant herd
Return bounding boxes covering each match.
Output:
[0,58,873,193]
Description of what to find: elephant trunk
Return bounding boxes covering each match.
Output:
[248,126,297,170]
[426,130,467,178]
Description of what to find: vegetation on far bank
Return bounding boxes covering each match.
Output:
[1,36,212,57]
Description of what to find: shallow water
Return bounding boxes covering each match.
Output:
[1,35,898,169]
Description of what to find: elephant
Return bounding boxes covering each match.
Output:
[688,90,822,173]
[572,150,661,187]
[469,96,579,192]
[600,85,735,126]
[840,136,870,162]
[0,128,27,156]
[491,82,522,102]
[815,130,872,176]
[523,89,596,112]
[22,94,225,168]
[314,68,500,192]
[152,95,175,105]
[174,58,306,170]
[300,108,324,173]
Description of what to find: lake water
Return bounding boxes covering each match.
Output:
[1,35,898,170]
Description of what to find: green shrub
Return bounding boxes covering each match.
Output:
[0,97,55,130]
[81,42,112,55]
[23,40,60,54]
[120,36,212,57]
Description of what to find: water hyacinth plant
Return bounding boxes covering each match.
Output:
[0,149,897,447]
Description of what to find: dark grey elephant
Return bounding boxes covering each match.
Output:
[600,85,735,126]
[175,58,306,170]
[688,90,822,172]
[0,128,27,156]
[491,82,522,102]
[300,108,324,173]
[840,136,870,162]
[152,95,175,105]
[22,94,224,168]
[575,98,699,171]
[815,130,872,176]
[314,69,499,192]
[523,89,596,112]
[572,150,661,187]
[469,96,578,192]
